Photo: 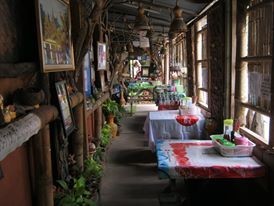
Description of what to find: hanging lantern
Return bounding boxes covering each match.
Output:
[169,1,188,39]
[134,3,150,31]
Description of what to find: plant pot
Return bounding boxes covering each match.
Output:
[107,115,118,138]
[120,90,126,106]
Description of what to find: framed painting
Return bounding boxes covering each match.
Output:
[55,80,75,137]
[97,42,106,70]
[142,67,149,77]
[36,0,75,72]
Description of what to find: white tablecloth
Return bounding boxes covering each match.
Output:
[143,110,205,151]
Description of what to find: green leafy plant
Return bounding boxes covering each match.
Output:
[55,176,95,206]
[102,99,119,117]
[93,146,104,163]
[100,124,111,147]
[115,104,127,125]
[83,156,103,181]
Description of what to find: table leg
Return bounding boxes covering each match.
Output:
[130,101,133,116]
[159,178,189,206]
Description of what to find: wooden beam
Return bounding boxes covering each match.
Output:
[70,92,84,108]
[86,92,110,115]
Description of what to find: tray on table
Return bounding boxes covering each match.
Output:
[210,134,256,157]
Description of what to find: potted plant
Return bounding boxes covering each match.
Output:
[102,99,119,138]
[100,124,111,147]
[102,99,119,118]
[55,176,96,206]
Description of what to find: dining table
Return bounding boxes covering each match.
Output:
[143,109,205,151]
[156,139,266,205]
[156,139,265,180]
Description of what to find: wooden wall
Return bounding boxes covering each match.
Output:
[0,1,37,205]
[0,0,38,97]
[0,0,36,63]
[0,145,32,206]
[207,2,226,133]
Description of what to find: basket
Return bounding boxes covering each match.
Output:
[210,134,255,157]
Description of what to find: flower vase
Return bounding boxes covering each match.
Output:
[107,115,118,138]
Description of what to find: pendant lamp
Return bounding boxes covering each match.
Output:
[134,3,150,31]
[169,0,187,38]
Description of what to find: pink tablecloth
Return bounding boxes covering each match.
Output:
[156,140,265,179]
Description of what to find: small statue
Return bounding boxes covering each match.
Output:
[0,95,17,124]
[3,108,11,124]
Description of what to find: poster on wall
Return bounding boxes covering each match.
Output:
[36,0,75,72]
[97,42,106,70]
[83,52,92,97]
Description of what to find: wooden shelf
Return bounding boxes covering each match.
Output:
[237,101,270,116]
[241,56,272,62]
[70,92,84,108]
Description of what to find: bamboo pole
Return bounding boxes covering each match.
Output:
[29,106,58,206]
[70,103,84,171]
[94,106,102,146]
[32,125,54,206]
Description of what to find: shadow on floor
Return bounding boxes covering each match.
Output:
[111,149,157,165]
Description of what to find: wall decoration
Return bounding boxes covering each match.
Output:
[90,43,94,62]
[36,0,75,72]
[97,42,106,70]
[142,67,149,77]
[55,80,75,136]
[83,52,92,97]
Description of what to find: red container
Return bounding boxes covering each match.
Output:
[176,115,199,126]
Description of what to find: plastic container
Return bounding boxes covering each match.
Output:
[210,134,256,157]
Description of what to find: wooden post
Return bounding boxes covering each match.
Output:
[71,103,84,171]
[94,106,102,146]
[32,125,53,206]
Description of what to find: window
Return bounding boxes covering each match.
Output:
[196,16,209,108]
[235,0,273,145]
[175,34,188,92]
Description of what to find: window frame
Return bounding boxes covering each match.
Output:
[194,15,210,110]
[234,0,273,147]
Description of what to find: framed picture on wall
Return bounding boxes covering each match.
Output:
[97,42,106,70]
[142,67,149,77]
[55,80,75,137]
[36,0,75,72]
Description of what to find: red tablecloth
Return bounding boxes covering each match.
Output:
[156,140,265,179]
